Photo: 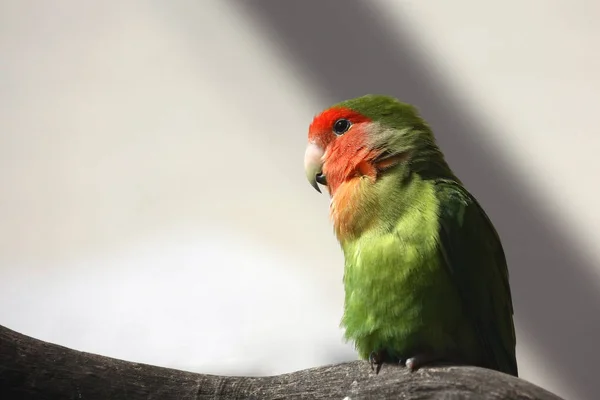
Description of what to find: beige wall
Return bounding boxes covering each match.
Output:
[1,1,598,399]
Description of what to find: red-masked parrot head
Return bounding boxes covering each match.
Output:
[304,94,444,195]
[304,94,451,239]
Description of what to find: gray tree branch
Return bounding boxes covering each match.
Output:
[0,324,562,399]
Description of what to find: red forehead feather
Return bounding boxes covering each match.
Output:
[308,107,371,145]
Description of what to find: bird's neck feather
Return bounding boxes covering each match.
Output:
[330,165,436,243]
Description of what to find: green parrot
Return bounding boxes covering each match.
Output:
[303,95,518,376]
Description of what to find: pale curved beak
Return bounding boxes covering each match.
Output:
[304,142,326,193]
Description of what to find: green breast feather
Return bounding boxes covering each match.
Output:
[340,177,518,376]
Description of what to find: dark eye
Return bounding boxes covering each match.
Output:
[333,118,351,135]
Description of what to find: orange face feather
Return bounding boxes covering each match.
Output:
[308,107,379,195]
[307,107,384,238]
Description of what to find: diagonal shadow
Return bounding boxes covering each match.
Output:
[229,1,597,398]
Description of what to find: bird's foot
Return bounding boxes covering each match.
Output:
[404,353,441,372]
[369,350,441,374]
[368,350,387,375]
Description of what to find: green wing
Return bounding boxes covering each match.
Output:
[435,179,518,376]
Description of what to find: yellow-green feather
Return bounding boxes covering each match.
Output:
[342,173,478,362]
[339,170,517,376]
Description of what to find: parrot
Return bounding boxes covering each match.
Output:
[303,94,518,376]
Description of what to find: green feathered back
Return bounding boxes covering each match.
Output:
[435,179,518,375]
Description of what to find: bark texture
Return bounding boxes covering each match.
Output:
[0,324,563,399]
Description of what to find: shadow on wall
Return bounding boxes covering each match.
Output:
[229,0,597,399]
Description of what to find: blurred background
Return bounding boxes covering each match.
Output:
[1,1,599,399]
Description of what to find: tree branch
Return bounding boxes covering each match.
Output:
[0,324,562,399]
